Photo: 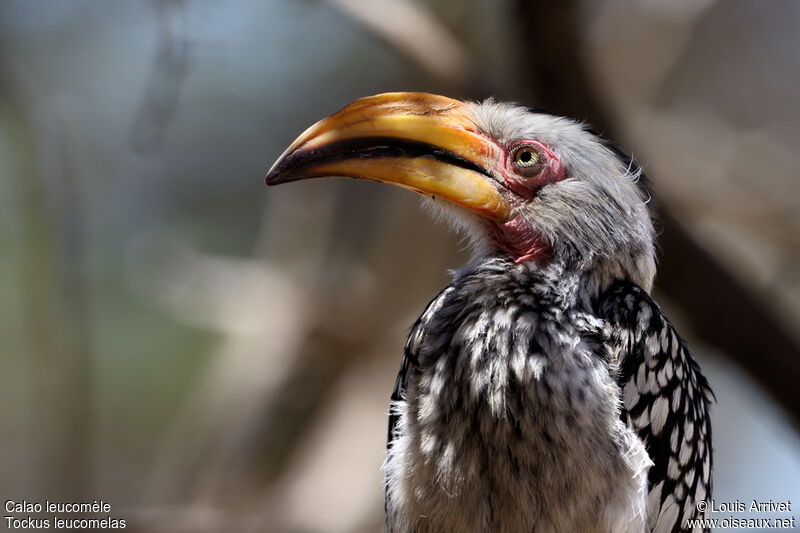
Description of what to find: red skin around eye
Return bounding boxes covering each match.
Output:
[499,140,566,200]
[492,140,565,263]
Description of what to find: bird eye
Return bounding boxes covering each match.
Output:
[510,145,544,177]
[514,147,539,167]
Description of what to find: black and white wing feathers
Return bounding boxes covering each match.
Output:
[387,286,455,447]
[601,281,714,533]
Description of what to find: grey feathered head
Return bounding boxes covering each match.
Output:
[266,92,656,291]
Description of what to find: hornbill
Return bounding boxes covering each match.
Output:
[266,93,713,533]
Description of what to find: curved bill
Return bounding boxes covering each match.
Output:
[265,92,512,222]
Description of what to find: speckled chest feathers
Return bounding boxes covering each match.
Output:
[384,257,711,533]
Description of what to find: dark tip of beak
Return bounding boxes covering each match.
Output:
[265,172,306,186]
[265,153,303,186]
[264,167,286,186]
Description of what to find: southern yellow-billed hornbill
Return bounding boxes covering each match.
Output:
[266,93,713,533]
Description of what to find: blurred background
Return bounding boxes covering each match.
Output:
[1,0,799,531]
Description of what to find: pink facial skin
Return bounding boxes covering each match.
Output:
[491,140,566,263]
[499,140,566,200]
[490,217,551,264]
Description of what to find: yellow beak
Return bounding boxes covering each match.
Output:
[265,92,512,222]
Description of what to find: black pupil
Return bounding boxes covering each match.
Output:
[519,150,533,163]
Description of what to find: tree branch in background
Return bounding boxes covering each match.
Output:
[129,0,190,155]
[0,69,92,500]
[323,0,469,85]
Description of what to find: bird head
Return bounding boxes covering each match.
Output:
[266,92,655,291]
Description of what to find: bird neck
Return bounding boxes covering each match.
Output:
[484,220,654,295]
[454,255,607,312]
[489,218,552,264]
